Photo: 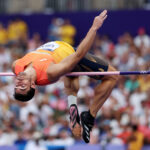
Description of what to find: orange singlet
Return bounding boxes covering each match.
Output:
[14,41,75,85]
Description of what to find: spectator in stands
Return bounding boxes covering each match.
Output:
[0,44,11,71]
[0,23,7,44]
[125,76,139,93]
[7,19,28,42]
[48,18,64,41]
[127,124,144,150]
[90,127,100,144]
[15,18,28,41]
[60,19,76,46]
[24,131,48,150]
[138,75,150,92]
[134,27,150,49]
[7,20,17,41]
[129,87,147,116]
[117,124,132,145]
[115,35,128,58]
[28,32,43,52]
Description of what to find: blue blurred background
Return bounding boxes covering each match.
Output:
[0,0,150,150]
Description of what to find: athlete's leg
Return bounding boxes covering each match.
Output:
[80,65,119,143]
[77,53,119,114]
[64,76,79,96]
[64,76,81,138]
[75,53,119,143]
[64,54,119,142]
[90,65,119,117]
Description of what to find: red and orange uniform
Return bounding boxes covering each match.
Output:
[14,41,75,85]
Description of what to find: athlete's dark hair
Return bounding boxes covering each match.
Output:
[14,87,35,102]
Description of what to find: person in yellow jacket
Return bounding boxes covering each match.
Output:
[127,124,144,150]
[60,19,76,46]
[0,23,7,44]
[8,19,28,41]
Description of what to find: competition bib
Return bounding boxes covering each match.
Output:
[37,42,59,51]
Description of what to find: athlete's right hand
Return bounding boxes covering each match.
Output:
[92,10,107,31]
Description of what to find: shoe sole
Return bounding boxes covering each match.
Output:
[69,104,80,128]
[69,104,81,138]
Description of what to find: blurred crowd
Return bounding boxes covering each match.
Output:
[0,18,150,150]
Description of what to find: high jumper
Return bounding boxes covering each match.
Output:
[9,10,119,143]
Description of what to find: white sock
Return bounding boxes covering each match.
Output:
[67,95,77,108]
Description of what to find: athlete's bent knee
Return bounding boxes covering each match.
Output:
[105,65,120,84]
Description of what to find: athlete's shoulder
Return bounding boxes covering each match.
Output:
[12,60,18,73]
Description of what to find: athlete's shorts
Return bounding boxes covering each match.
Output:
[72,53,108,80]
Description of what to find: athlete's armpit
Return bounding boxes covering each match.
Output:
[46,62,69,83]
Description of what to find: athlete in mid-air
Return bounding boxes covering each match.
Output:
[12,10,119,143]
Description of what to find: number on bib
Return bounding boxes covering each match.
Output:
[37,42,59,51]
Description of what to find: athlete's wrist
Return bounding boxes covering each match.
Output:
[90,26,98,32]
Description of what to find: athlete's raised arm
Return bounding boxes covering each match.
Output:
[75,9,107,59]
[47,10,107,82]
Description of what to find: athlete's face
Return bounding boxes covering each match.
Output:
[15,72,32,95]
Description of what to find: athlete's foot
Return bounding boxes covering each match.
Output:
[69,104,81,138]
[80,111,95,143]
